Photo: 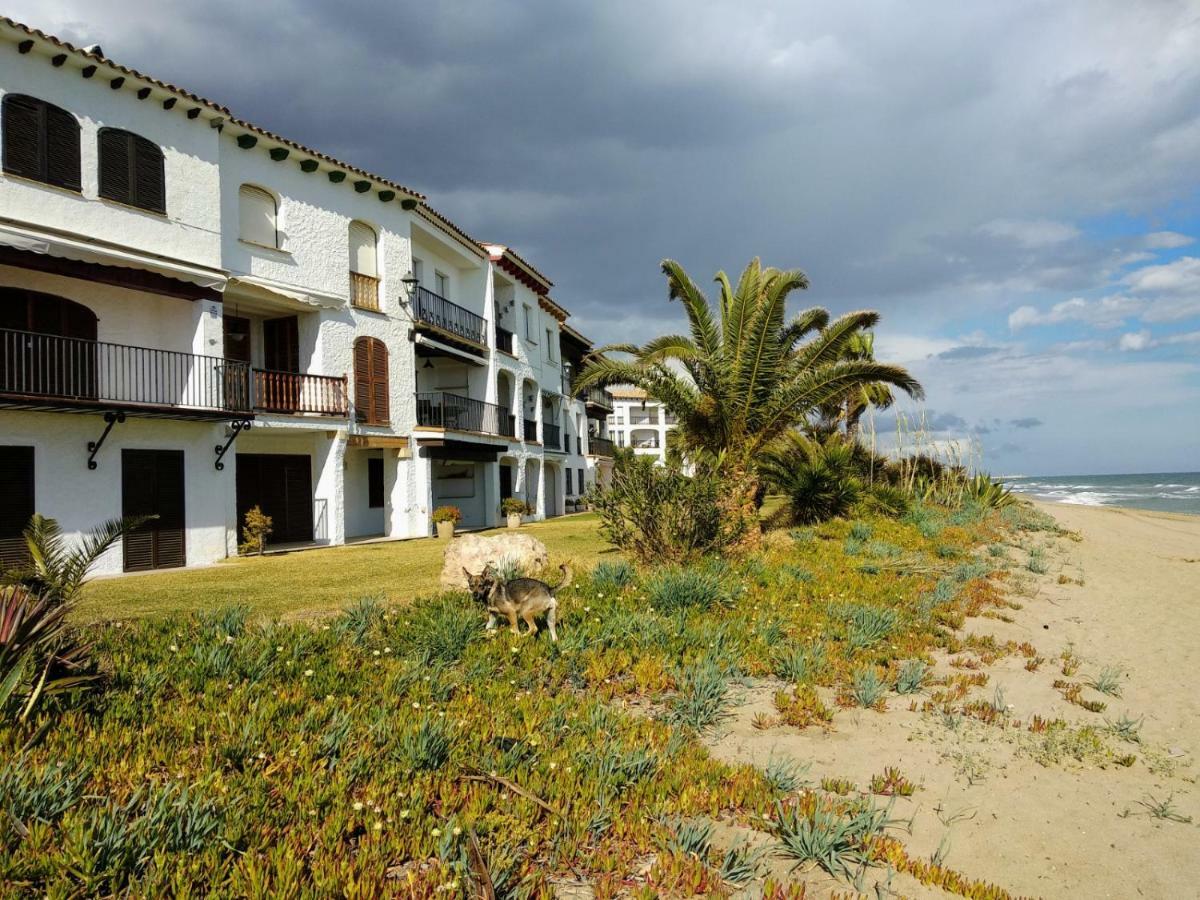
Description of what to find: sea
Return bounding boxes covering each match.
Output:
[1004,472,1200,516]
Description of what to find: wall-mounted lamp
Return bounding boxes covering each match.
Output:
[401,272,419,288]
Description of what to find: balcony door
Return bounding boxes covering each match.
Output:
[0,287,98,401]
[122,449,186,571]
[236,453,313,544]
[260,316,300,412]
[0,445,34,568]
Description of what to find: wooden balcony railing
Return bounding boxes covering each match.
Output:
[588,436,615,457]
[412,287,486,346]
[523,417,538,442]
[495,325,515,354]
[252,369,348,416]
[416,391,508,436]
[350,271,380,311]
[543,422,562,451]
[0,327,250,415]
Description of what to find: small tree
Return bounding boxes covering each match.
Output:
[240,505,273,556]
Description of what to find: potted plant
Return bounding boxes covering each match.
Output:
[432,505,461,539]
[501,497,531,529]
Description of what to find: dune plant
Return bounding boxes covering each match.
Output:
[771,794,901,881]
[591,559,636,593]
[646,567,728,613]
[895,659,929,695]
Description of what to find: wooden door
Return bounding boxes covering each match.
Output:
[0,445,34,568]
[222,314,252,410]
[122,449,186,571]
[262,316,300,411]
[235,453,313,544]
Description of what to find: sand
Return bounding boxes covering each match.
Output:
[707,503,1200,899]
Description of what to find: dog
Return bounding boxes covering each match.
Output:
[464,563,571,641]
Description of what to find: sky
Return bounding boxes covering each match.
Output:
[14,0,1200,476]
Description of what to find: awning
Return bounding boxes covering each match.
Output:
[0,221,227,290]
[225,274,344,311]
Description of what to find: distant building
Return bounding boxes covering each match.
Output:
[606,387,678,465]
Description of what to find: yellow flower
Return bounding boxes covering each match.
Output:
[353,801,364,811]
[431,827,442,837]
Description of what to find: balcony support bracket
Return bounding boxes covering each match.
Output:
[87,411,126,471]
[214,419,253,471]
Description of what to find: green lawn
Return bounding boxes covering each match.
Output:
[77,513,616,624]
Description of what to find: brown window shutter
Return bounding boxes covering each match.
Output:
[133,134,165,213]
[353,337,372,423]
[2,94,42,180]
[44,102,81,192]
[0,445,35,568]
[371,340,389,424]
[98,128,132,203]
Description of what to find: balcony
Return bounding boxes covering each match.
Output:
[495,325,515,355]
[250,369,348,416]
[588,436,615,457]
[412,287,486,347]
[543,422,563,452]
[0,327,251,418]
[578,385,613,411]
[350,272,380,312]
[416,391,509,437]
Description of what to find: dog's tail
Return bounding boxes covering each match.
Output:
[556,563,573,591]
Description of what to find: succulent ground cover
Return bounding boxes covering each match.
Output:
[2,503,1043,897]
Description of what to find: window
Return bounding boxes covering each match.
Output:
[545,328,557,361]
[238,184,278,248]
[523,304,535,341]
[412,259,423,286]
[97,128,165,213]
[368,457,384,508]
[353,336,389,425]
[565,468,573,496]
[434,270,448,298]
[0,446,34,568]
[349,220,379,310]
[1,94,80,191]
[578,468,585,492]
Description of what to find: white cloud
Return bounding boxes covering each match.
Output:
[1118,330,1152,351]
[1123,255,1200,294]
[978,218,1080,248]
[1008,294,1141,331]
[1118,328,1200,352]
[1143,231,1194,249]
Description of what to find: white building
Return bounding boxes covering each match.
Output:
[0,18,613,576]
[607,388,678,465]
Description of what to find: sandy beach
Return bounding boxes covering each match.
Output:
[709,502,1200,898]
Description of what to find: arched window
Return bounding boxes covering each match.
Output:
[0,287,97,339]
[98,127,165,213]
[238,184,278,248]
[2,94,81,191]
[353,336,388,424]
[0,287,98,399]
[348,220,380,310]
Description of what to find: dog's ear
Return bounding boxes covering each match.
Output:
[463,567,473,579]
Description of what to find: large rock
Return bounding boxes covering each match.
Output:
[440,532,549,590]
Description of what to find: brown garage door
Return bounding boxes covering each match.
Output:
[122,449,186,571]
[235,453,313,545]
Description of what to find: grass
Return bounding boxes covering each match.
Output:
[77,513,613,623]
[4,505,1030,896]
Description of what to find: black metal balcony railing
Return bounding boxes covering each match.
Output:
[543,422,561,451]
[589,436,615,457]
[0,327,251,414]
[416,391,509,436]
[579,385,613,409]
[251,369,348,416]
[495,325,515,354]
[500,411,516,438]
[523,417,538,442]
[412,287,486,346]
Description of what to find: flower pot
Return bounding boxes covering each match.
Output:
[436,521,455,540]
[507,513,522,530]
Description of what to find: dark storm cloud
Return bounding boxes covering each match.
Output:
[13,1,1200,345]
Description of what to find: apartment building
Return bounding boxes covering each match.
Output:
[0,18,612,575]
[607,388,678,465]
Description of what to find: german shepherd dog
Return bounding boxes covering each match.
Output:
[464,564,570,641]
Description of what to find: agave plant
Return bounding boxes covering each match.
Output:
[1,514,142,722]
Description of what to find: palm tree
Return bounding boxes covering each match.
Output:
[816,331,897,436]
[575,258,923,534]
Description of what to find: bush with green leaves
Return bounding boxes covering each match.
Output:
[589,452,747,564]
[646,566,729,613]
[591,559,636,594]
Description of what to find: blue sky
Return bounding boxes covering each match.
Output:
[14,0,1200,475]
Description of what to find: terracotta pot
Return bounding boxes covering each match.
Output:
[436,521,455,540]
[506,513,522,530]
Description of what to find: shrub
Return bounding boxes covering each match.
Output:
[591,559,636,593]
[500,498,532,517]
[589,453,747,564]
[646,567,728,613]
[850,668,887,708]
[771,795,899,881]
[667,658,730,732]
[894,659,928,695]
[239,505,273,555]
[402,595,481,666]
[838,604,898,650]
[397,716,452,771]
[772,643,826,683]
[432,506,462,525]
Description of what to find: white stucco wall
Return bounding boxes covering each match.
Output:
[0,45,222,268]
[1,410,232,575]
